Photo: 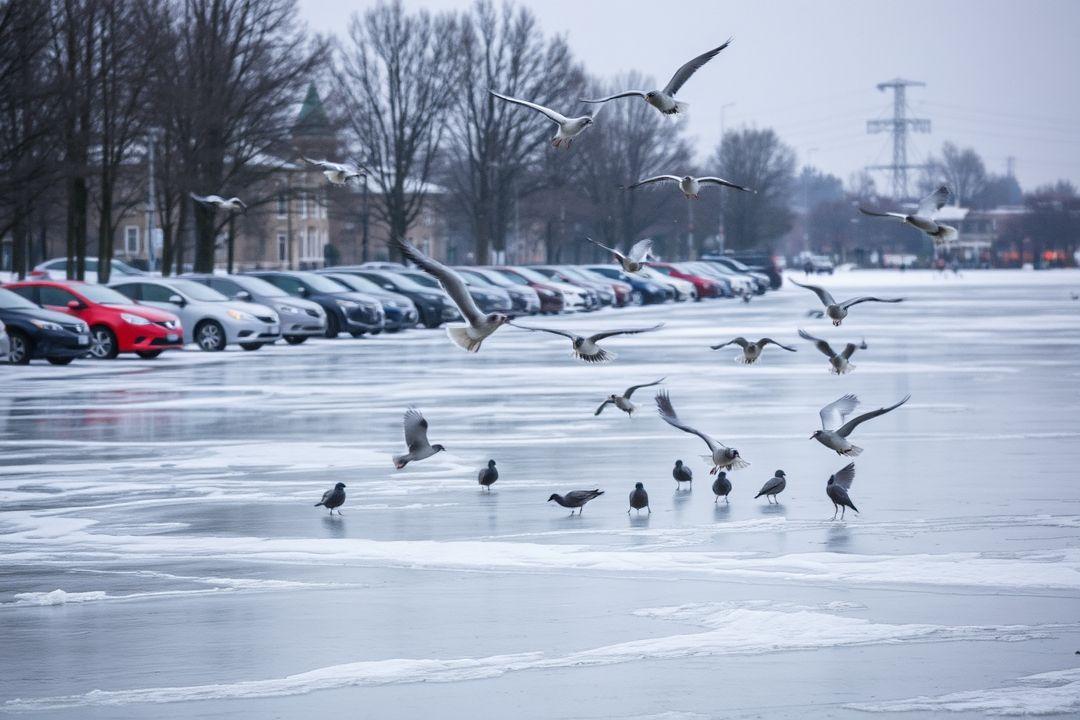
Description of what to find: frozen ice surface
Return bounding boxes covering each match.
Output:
[1,269,1079,718]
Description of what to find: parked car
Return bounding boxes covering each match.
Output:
[715,251,784,289]
[395,268,513,315]
[585,265,670,305]
[573,266,633,307]
[454,267,542,315]
[679,261,741,297]
[532,266,615,308]
[492,267,588,312]
[647,262,718,299]
[110,278,280,351]
[31,257,147,284]
[360,261,406,270]
[316,271,419,332]
[182,273,326,345]
[0,318,8,361]
[244,270,384,338]
[702,257,769,293]
[0,287,90,365]
[6,280,183,359]
[637,266,696,301]
[793,252,835,275]
[335,267,460,328]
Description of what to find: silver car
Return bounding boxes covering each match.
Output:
[109,278,280,352]
[182,273,327,345]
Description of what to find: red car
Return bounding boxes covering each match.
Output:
[5,280,184,359]
[646,262,724,300]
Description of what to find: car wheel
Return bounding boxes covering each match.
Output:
[349,330,366,338]
[283,335,308,345]
[239,342,262,351]
[7,330,31,365]
[195,320,226,352]
[324,313,340,338]
[47,356,74,365]
[136,350,163,359]
[89,325,119,360]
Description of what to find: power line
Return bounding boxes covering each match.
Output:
[865,78,930,199]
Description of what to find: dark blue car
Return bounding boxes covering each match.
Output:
[584,266,670,305]
[0,287,91,365]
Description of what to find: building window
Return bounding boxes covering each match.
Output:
[299,192,307,219]
[276,193,287,218]
[307,227,316,258]
[124,226,139,254]
[277,233,287,263]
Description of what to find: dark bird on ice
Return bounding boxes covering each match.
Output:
[478,459,498,491]
[548,489,604,515]
[315,482,346,515]
[712,471,732,503]
[628,482,651,514]
[673,459,693,486]
[826,462,858,520]
[754,470,787,503]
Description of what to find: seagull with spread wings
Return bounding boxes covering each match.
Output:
[791,279,903,326]
[580,39,733,116]
[859,185,957,245]
[826,463,858,520]
[393,238,509,352]
[190,193,247,214]
[583,237,653,273]
[301,156,366,185]
[392,408,446,469]
[628,174,753,199]
[798,329,860,374]
[511,322,663,363]
[595,377,665,417]
[812,394,910,456]
[655,390,748,474]
[710,336,796,365]
[488,90,597,148]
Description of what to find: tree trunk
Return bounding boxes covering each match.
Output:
[193,202,215,272]
[226,215,235,273]
[98,178,114,284]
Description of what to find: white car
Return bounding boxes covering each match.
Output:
[637,266,696,301]
[109,278,280,352]
[33,257,147,284]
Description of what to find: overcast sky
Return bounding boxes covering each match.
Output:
[299,0,1080,194]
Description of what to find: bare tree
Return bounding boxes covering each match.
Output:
[922,141,987,206]
[711,127,796,250]
[337,0,459,257]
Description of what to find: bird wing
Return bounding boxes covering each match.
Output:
[623,377,665,399]
[589,323,664,343]
[594,399,614,416]
[711,337,747,350]
[190,193,221,204]
[565,490,601,503]
[831,462,856,490]
[508,323,577,340]
[393,238,485,325]
[234,198,247,210]
[758,476,783,495]
[583,236,627,262]
[656,390,724,453]
[837,395,910,438]
[790,279,836,307]
[820,393,860,430]
[758,338,797,352]
[402,408,432,453]
[839,296,904,310]
[302,156,344,172]
[628,175,682,189]
[858,207,907,221]
[488,90,570,125]
[579,90,647,104]
[840,343,858,360]
[662,38,732,96]
[627,238,653,262]
[917,185,950,217]
[319,488,333,504]
[799,329,836,359]
[698,176,754,192]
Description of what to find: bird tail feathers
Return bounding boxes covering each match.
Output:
[843,445,863,457]
[446,325,483,353]
[314,502,324,507]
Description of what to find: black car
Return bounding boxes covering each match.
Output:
[584,266,670,305]
[244,271,384,338]
[0,287,91,365]
[332,266,461,329]
[705,251,783,289]
[316,271,419,332]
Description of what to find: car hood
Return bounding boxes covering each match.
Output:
[222,300,277,317]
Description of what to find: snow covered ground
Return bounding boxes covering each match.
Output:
[2,268,1079,718]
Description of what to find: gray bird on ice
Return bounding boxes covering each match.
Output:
[656,390,748,474]
[488,90,598,148]
[859,185,957,245]
[511,321,664,363]
[812,394,910,456]
[712,471,732,503]
[754,470,787,503]
[628,482,650,514]
[583,237,653,274]
[711,336,797,365]
[548,489,604,515]
[826,462,858,520]
[595,377,666,417]
[798,329,860,374]
[315,482,346,515]
[627,174,753,199]
[579,39,733,116]
[673,459,693,487]
[791,279,903,326]
[478,460,498,491]
[393,408,446,469]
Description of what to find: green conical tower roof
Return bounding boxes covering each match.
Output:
[293,83,331,137]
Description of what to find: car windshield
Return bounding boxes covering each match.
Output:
[76,284,133,305]
[467,269,515,288]
[649,265,674,276]
[368,271,428,292]
[578,268,615,284]
[165,279,229,302]
[294,272,349,293]
[0,287,38,310]
[506,267,550,284]
[723,258,752,271]
[327,273,384,294]
[399,271,440,289]
[454,270,492,288]
[235,276,289,297]
[112,260,142,275]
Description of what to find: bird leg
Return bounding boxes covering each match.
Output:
[831,504,838,521]
[841,506,846,519]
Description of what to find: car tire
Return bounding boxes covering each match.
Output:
[239,342,262,351]
[136,350,163,359]
[283,335,308,345]
[195,320,226,352]
[324,313,340,339]
[7,330,31,365]
[47,356,74,365]
[349,330,366,338]
[89,325,119,360]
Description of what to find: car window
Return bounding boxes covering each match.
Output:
[77,284,131,305]
[210,278,242,296]
[39,286,79,307]
[504,267,549,284]
[111,284,139,301]
[45,260,67,271]
[0,287,40,309]
[165,279,227,301]
[262,275,305,296]
[234,276,288,298]
[493,269,529,286]
[400,272,439,289]
[327,273,382,293]
[650,265,674,276]
[141,283,177,302]
[297,273,350,293]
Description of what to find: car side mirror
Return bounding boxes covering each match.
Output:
[66,300,83,310]
[235,290,252,301]
[168,294,185,306]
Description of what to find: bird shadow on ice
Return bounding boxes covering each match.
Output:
[826,523,851,549]
[627,513,651,529]
[713,503,731,519]
[758,503,786,516]
[321,515,346,538]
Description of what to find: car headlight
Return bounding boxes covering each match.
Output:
[227,309,256,321]
[335,299,359,309]
[31,319,64,332]
[121,312,150,326]
[277,304,300,315]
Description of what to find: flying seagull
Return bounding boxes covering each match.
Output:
[548,489,604,516]
[798,329,860,374]
[511,322,664,363]
[190,193,246,214]
[710,336,797,365]
[673,459,693,486]
[595,377,666,417]
[712,470,732,503]
[488,90,597,148]
[583,237,653,273]
[628,174,753,199]
[754,470,787,504]
[628,482,651,514]
[859,185,958,244]
[812,394,910,456]
[394,238,509,352]
[392,408,446,469]
[656,390,748,474]
[580,39,733,116]
[790,279,903,326]
[301,156,365,185]
[314,482,346,515]
[826,462,858,520]
[478,459,498,491]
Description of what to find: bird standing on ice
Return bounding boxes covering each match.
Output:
[488,91,597,148]
[826,462,858,520]
[314,482,346,515]
[628,174,753,198]
[628,482,650,514]
[478,460,498,491]
[754,470,787,503]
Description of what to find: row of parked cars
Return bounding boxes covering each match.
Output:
[2,254,780,364]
